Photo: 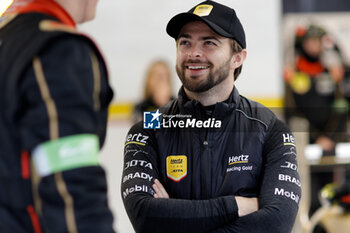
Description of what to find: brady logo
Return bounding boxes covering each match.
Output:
[166,155,187,182]
[123,172,153,183]
[278,174,301,187]
[283,133,296,146]
[143,110,161,129]
[228,154,249,165]
[125,133,149,146]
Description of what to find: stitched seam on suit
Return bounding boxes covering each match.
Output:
[235,109,268,130]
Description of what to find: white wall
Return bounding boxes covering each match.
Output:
[80,0,282,103]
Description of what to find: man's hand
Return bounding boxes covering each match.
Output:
[235,196,258,217]
[153,179,169,198]
[152,179,258,216]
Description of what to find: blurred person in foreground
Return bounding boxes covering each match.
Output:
[121,1,301,232]
[133,60,173,123]
[0,0,115,232]
[284,24,349,154]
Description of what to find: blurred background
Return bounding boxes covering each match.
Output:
[2,0,350,232]
[79,0,284,117]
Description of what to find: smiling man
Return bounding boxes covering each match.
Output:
[121,1,301,232]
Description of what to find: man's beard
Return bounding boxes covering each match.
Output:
[176,58,232,93]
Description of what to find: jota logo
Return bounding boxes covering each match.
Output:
[143,110,161,129]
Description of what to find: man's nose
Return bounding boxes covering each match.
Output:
[187,44,202,58]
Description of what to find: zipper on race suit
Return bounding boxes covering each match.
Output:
[200,130,212,199]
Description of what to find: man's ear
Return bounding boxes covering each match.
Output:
[231,49,247,69]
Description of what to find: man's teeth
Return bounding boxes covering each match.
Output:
[187,66,208,70]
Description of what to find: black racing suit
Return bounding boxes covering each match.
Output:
[121,87,301,233]
[0,12,115,233]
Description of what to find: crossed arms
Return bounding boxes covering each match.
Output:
[121,120,301,233]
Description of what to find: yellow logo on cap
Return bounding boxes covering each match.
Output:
[193,4,213,17]
[166,155,187,182]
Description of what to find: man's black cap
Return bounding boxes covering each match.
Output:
[166,0,246,49]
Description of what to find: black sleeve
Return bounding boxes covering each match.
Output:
[212,119,301,233]
[19,36,115,233]
[121,123,239,233]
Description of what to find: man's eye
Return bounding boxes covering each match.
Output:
[205,41,216,46]
[179,40,189,46]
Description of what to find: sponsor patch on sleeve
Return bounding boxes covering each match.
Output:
[125,133,149,147]
[166,155,187,182]
[282,133,296,147]
[33,134,99,177]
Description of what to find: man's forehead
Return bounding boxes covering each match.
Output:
[178,21,223,38]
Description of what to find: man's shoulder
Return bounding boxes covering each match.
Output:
[126,121,159,149]
[7,13,98,50]
[1,13,74,39]
[236,95,277,130]
[0,12,98,66]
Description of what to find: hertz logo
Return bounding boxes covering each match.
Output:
[125,133,149,146]
[283,134,296,147]
[228,154,249,165]
[170,159,183,164]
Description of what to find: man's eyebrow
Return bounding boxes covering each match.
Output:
[201,36,222,44]
[177,34,191,40]
[177,34,222,44]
